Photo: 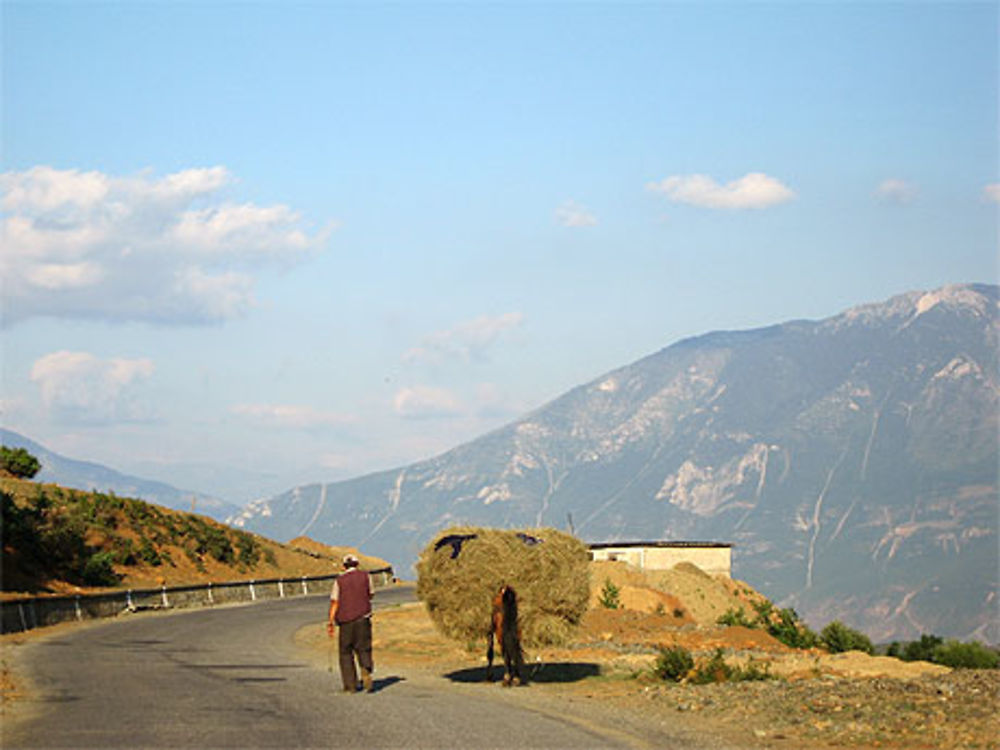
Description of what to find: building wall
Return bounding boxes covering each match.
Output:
[590,545,731,577]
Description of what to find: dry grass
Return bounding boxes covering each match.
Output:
[416,526,590,647]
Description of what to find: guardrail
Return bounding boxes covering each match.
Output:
[0,567,395,634]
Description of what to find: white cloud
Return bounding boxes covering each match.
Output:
[646,172,795,209]
[231,403,355,430]
[875,178,918,204]
[30,350,155,424]
[555,200,598,227]
[0,165,332,326]
[392,385,463,419]
[983,183,1000,204]
[403,312,524,364]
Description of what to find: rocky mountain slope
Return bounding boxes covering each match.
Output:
[231,284,999,642]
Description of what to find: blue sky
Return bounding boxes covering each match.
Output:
[2,1,997,503]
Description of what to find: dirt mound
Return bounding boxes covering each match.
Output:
[589,560,759,626]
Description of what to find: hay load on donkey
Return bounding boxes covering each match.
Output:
[415,526,591,648]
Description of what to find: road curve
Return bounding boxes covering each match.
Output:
[4,587,650,749]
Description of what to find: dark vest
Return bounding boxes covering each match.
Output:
[335,568,371,624]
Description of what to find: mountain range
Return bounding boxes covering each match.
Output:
[230,283,999,643]
[0,428,240,522]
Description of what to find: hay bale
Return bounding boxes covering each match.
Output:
[416,526,590,648]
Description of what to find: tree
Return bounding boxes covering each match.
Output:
[0,446,41,479]
[821,620,874,654]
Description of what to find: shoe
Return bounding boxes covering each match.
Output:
[361,669,374,693]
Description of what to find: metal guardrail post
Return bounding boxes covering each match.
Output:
[161,585,169,608]
[249,580,256,601]
[207,582,214,604]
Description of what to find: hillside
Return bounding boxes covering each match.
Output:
[0,477,389,598]
[0,429,240,522]
[231,283,999,642]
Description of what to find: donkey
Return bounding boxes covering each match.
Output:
[486,584,526,686]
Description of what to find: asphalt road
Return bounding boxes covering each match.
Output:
[3,587,656,749]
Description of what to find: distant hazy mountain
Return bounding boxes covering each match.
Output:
[231,284,999,642]
[0,429,240,522]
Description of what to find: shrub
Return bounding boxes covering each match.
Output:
[599,578,621,610]
[654,645,694,682]
[931,640,999,670]
[82,551,118,586]
[821,620,874,654]
[717,607,754,627]
[902,634,944,662]
[138,536,162,566]
[691,649,733,684]
[235,532,261,569]
[113,537,137,565]
[886,641,901,658]
[768,607,819,649]
[0,446,41,479]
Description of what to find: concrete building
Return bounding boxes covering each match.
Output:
[588,541,732,578]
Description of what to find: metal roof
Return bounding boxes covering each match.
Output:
[587,541,732,549]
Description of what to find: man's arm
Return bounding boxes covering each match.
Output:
[327,598,338,637]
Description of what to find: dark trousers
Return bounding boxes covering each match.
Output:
[337,617,373,690]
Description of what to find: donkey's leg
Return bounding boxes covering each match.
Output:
[486,629,495,682]
[501,643,513,687]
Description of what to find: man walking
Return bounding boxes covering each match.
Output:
[327,553,374,693]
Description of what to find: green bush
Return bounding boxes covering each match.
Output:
[901,634,943,662]
[113,537,137,565]
[767,607,819,649]
[717,607,755,627]
[82,551,118,586]
[138,536,162,566]
[821,620,874,654]
[235,532,261,569]
[1,446,41,479]
[931,640,999,670]
[690,648,733,684]
[599,578,621,609]
[654,645,694,682]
